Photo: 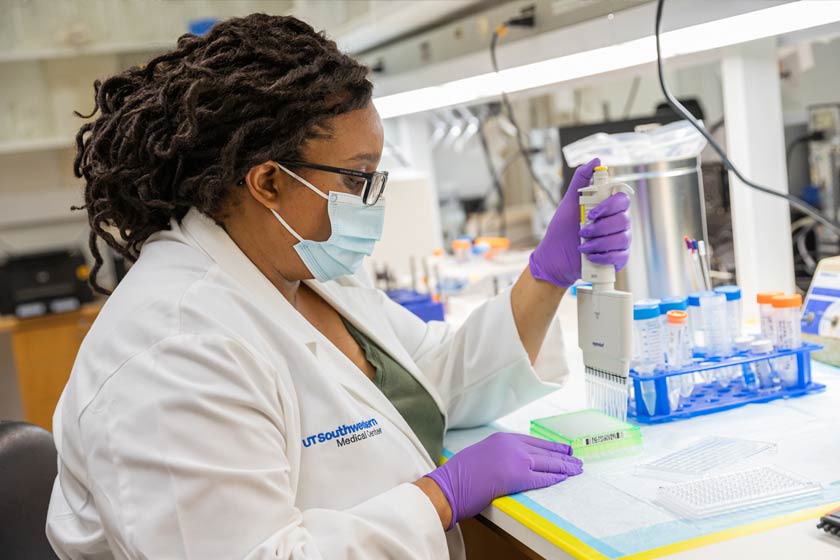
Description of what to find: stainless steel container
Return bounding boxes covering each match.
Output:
[610,157,709,299]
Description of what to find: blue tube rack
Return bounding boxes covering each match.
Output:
[628,343,825,424]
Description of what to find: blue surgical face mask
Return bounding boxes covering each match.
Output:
[271,164,385,282]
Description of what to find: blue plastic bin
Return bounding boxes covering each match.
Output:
[386,290,445,322]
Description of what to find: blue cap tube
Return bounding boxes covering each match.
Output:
[660,296,689,313]
[714,285,742,301]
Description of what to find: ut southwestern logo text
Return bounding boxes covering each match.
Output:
[302,418,381,449]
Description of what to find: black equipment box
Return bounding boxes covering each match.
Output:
[0,249,94,318]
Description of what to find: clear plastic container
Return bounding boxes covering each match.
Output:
[750,339,781,391]
[451,238,472,263]
[700,292,731,388]
[656,466,821,519]
[562,120,708,167]
[636,436,777,482]
[660,296,688,331]
[530,409,643,459]
[715,286,742,340]
[634,302,663,415]
[665,310,693,402]
[771,294,803,388]
[714,286,742,389]
[757,291,784,341]
[687,291,711,351]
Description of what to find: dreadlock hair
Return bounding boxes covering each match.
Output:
[73,13,373,294]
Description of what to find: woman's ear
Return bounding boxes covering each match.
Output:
[243,161,288,207]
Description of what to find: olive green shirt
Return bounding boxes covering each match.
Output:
[341,317,445,464]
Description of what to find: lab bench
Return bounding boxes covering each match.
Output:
[448,361,840,559]
[0,302,102,430]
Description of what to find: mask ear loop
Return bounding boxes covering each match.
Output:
[277,163,329,201]
[270,209,304,242]
[270,163,332,242]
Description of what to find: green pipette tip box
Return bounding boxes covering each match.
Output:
[530,409,643,459]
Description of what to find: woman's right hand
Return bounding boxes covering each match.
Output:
[419,432,583,530]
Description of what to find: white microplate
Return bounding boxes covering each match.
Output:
[656,466,821,519]
[636,436,776,481]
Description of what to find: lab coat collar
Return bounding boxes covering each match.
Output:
[176,208,439,467]
[305,279,449,421]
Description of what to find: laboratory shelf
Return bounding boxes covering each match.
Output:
[0,41,172,64]
[0,136,74,156]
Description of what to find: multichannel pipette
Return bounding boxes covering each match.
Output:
[577,166,635,420]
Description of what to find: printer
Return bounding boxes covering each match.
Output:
[0,248,94,318]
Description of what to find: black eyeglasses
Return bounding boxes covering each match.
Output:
[237,160,388,206]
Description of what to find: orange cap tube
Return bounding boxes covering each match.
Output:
[770,294,802,308]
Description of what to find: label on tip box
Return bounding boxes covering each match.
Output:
[584,431,625,446]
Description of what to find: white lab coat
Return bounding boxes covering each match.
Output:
[46,208,557,560]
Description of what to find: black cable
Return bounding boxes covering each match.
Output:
[786,130,825,165]
[655,0,840,236]
[476,114,507,237]
[490,29,558,206]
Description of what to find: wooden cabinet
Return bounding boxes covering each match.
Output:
[0,303,102,431]
[461,517,544,560]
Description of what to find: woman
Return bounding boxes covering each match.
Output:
[47,13,630,560]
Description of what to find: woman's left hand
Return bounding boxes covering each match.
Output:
[529,157,632,288]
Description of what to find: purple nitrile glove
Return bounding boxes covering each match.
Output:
[425,432,582,530]
[529,157,632,287]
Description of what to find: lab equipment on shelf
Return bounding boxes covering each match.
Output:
[635,436,777,482]
[530,409,642,460]
[451,238,472,263]
[772,294,803,388]
[655,466,821,519]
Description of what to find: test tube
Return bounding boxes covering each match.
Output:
[771,294,803,388]
[665,310,692,405]
[714,286,743,389]
[451,239,472,263]
[687,291,713,352]
[637,298,663,360]
[714,286,743,340]
[750,338,780,391]
[634,302,663,416]
[660,296,688,332]
[757,291,784,341]
[700,292,731,388]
